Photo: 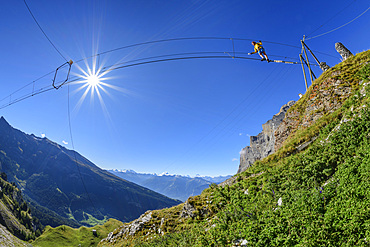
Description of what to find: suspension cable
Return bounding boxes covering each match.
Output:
[23,0,68,62]
[67,83,101,217]
[0,53,317,110]
[2,36,333,107]
[306,0,357,38]
[306,5,370,40]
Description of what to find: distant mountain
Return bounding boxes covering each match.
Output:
[195,174,232,184]
[108,169,232,202]
[0,117,180,227]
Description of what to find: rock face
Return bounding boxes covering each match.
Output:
[238,101,296,173]
[274,70,355,151]
[335,42,353,61]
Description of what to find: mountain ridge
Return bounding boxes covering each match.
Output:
[0,117,181,228]
[108,169,231,202]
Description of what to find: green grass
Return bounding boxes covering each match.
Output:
[31,218,122,247]
[80,213,108,226]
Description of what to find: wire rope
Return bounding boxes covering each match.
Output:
[67,83,101,217]
[1,36,331,107]
[0,53,316,110]
[306,0,357,38]
[23,0,68,62]
[74,36,338,64]
[306,5,370,40]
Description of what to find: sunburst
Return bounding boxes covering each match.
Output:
[72,55,121,115]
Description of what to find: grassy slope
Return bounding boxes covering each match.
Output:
[98,50,370,246]
[31,218,122,247]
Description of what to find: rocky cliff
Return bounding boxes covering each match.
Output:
[238,100,295,173]
[274,56,364,151]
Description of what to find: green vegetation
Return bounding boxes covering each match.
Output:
[31,218,122,247]
[98,50,370,246]
[0,172,42,241]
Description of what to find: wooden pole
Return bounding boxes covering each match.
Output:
[300,54,317,80]
[299,54,308,91]
[301,39,314,83]
[302,41,321,66]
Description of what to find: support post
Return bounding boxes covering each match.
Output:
[302,41,320,65]
[301,40,314,83]
[302,41,330,72]
[301,55,317,80]
[299,54,308,91]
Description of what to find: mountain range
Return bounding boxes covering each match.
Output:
[108,169,231,201]
[0,117,180,228]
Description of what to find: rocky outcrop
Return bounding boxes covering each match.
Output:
[237,101,295,173]
[101,211,153,244]
[274,71,354,151]
[320,62,330,72]
[180,200,196,219]
[335,42,353,61]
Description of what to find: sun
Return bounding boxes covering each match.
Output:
[87,74,101,87]
[71,54,129,116]
[71,55,114,113]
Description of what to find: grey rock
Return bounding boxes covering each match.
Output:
[237,101,295,173]
[233,239,248,246]
[101,211,153,243]
[128,211,152,235]
[218,176,238,187]
[335,42,353,61]
[320,61,330,71]
[180,200,196,218]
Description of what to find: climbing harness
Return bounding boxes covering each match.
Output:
[52,60,73,89]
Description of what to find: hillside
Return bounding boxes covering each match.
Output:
[0,223,28,247]
[109,169,231,202]
[99,50,370,246]
[0,172,41,241]
[0,119,180,228]
[30,218,122,247]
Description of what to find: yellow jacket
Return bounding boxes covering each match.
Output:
[251,41,263,54]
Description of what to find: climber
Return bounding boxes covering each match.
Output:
[248,41,270,62]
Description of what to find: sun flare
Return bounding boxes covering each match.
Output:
[71,55,115,114]
[71,53,129,117]
[87,74,101,87]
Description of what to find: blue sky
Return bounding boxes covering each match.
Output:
[1,0,369,176]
